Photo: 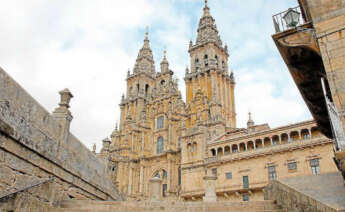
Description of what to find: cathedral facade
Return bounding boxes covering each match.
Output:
[99,1,338,201]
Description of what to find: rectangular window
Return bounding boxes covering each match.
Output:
[157,116,164,129]
[225,172,232,179]
[243,194,249,201]
[212,168,217,176]
[288,162,297,171]
[268,166,277,180]
[243,176,249,189]
[162,184,167,197]
[310,159,320,175]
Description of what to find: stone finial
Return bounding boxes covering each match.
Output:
[189,40,193,49]
[92,143,96,153]
[143,27,150,49]
[203,0,211,17]
[127,69,130,78]
[160,48,169,73]
[224,43,228,53]
[102,137,111,152]
[230,70,234,80]
[58,88,73,109]
[247,112,255,128]
[115,122,118,131]
[121,93,125,103]
[185,66,189,75]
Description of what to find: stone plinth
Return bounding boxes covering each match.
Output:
[203,175,217,202]
[150,177,162,201]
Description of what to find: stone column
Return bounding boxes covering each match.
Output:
[168,160,172,192]
[139,166,144,193]
[203,174,217,202]
[150,176,162,201]
[128,166,133,196]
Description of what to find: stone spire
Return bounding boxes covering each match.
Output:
[160,48,169,73]
[247,112,255,128]
[133,28,155,75]
[195,0,222,47]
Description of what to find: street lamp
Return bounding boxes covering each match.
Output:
[283,8,300,28]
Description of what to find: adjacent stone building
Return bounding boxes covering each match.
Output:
[101,0,339,202]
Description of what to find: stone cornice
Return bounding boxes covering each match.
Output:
[210,120,316,146]
[206,138,332,166]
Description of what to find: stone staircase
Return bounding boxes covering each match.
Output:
[54,200,283,212]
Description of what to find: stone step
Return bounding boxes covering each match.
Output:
[55,200,282,212]
[53,209,284,212]
[51,208,285,212]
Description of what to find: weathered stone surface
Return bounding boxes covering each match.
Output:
[0,67,122,211]
[265,172,345,212]
[55,199,282,212]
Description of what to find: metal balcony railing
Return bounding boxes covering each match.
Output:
[272,6,305,33]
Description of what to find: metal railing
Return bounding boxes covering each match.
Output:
[273,6,305,33]
[0,177,54,200]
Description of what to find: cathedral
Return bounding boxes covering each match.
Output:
[98,0,338,202]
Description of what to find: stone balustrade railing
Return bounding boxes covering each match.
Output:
[206,137,332,164]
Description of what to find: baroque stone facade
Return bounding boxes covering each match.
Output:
[100,1,339,202]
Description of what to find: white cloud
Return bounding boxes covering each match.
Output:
[0,0,311,151]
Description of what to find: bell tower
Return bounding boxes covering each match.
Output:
[185,0,236,128]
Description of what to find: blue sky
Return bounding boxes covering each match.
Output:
[0,0,311,151]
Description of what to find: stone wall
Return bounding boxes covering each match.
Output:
[0,67,122,211]
[264,173,345,212]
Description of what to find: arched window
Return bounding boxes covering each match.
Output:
[157,116,164,129]
[137,84,140,93]
[215,55,218,65]
[211,149,216,156]
[192,142,197,156]
[204,54,208,67]
[157,136,164,154]
[162,170,167,179]
[145,84,150,96]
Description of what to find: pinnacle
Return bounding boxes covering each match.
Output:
[143,28,150,49]
[161,48,168,64]
[160,48,169,72]
[195,0,223,47]
[133,30,155,74]
[202,0,211,17]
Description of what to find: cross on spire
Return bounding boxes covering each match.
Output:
[145,26,149,40]
[205,0,208,7]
